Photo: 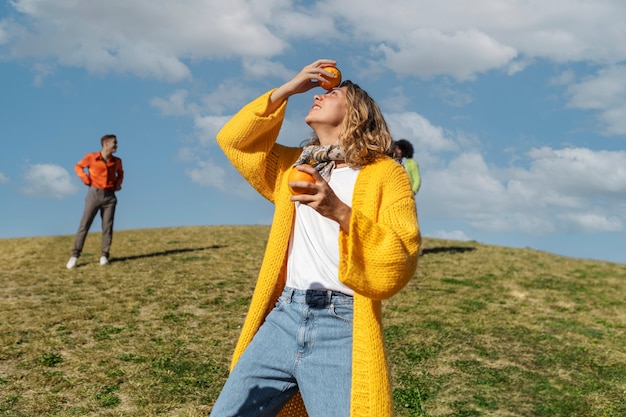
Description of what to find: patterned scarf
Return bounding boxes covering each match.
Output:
[294,143,346,180]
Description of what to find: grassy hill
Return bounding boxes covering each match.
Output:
[1,226,624,416]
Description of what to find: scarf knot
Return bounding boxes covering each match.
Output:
[294,144,346,180]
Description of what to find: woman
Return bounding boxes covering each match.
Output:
[394,139,421,195]
[211,59,421,417]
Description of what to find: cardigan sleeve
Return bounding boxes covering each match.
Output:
[216,90,294,202]
[338,159,420,300]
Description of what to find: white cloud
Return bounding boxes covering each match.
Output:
[379,86,410,112]
[0,20,10,45]
[559,212,622,232]
[326,0,626,76]
[426,152,508,214]
[375,29,518,81]
[150,81,256,147]
[4,0,626,134]
[0,171,8,183]
[550,69,576,86]
[185,159,252,198]
[185,160,227,188]
[505,1,626,64]
[598,104,626,136]
[524,147,626,195]
[386,112,459,153]
[565,65,626,135]
[430,230,471,241]
[506,58,533,76]
[271,3,337,39]
[152,81,256,118]
[150,89,193,116]
[21,163,78,199]
[4,0,626,83]
[275,116,315,147]
[242,58,294,81]
[194,115,232,147]
[422,146,626,235]
[5,0,291,81]
[431,81,475,108]
[199,81,258,116]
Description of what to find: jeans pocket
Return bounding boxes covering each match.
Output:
[329,303,353,323]
[272,296,287,312]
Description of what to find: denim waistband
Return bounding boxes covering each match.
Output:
[282,286,353,307]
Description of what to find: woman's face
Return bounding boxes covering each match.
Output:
[305,86,348,144]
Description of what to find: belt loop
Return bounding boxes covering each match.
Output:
[326,290,332,306]
[288,287,295,303]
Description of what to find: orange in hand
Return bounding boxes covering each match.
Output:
[288,164,315,195]
[319,66,342,90]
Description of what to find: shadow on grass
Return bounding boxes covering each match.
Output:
[210,385,298,416]
[421,246,476,255]
[112,245,227,263]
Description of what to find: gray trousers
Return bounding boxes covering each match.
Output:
[71,186,118,258]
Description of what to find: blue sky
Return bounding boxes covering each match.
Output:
[1,0,625,263]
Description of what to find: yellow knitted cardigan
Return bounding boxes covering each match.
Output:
[215,90,421,417]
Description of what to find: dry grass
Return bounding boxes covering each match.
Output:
[1,226,625,416]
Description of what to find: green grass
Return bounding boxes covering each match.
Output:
[1,226,625,416]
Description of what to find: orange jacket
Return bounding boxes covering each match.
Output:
[74,151,124,191]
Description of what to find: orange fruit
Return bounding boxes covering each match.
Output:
[319,66,342,90]
[288,164,315,195]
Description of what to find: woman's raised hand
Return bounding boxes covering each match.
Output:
[267,59,337,113]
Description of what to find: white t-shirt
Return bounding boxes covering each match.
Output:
[286,166,359,295]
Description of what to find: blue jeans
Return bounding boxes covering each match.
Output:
[209,287,354,417]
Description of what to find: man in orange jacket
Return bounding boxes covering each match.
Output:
[66,134,124,269]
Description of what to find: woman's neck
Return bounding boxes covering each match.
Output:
[312,125,341,146]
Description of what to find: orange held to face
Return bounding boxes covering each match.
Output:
[288,164,315,195]
[319,66,342,90]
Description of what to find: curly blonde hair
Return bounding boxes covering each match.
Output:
[341,80,394,167]
[305,80,394,167]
